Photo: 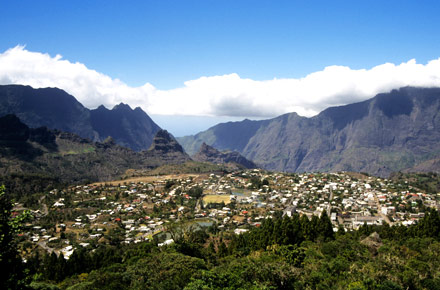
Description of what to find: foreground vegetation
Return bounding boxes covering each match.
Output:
[3,178,440,290]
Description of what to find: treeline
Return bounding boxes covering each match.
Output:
[0,173,62,206]
[229,211,334,255]
[27,247,123,282]
[355,207,440,241]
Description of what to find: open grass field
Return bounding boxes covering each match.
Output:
[90,173,206,186]
[203,194,231,205]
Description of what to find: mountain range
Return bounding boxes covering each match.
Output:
[0,114,190,184]
[0,84,161,151]
[178,87,440,177]
[0,84,249,186]
[2,84,440,178]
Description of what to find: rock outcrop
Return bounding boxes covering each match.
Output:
[193,143,257,169]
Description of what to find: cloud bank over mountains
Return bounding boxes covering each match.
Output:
[1,46,440,118]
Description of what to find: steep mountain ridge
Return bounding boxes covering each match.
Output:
[0,84,161,151]
[178,87,440,176]
[0,85,96,140]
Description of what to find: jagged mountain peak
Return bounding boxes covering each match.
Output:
[199,142,216,152]
[90,103,161,151]
[149,130,185,153]
[112,102,133,111]
[0,84,162,152]
[142,130,191,166]
[95,104,107,110]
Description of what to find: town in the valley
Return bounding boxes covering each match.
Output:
[16,169,439,259]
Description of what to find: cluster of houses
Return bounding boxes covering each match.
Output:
[20,169,439,259]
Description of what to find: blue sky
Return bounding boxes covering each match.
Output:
[2,0,439,88]
[1,1,440,136]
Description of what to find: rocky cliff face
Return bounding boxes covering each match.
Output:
[148,130,186,153]
[193,143,257,169]
[142,130,191,166]
[0,85,161,151]
[179,87,440,177]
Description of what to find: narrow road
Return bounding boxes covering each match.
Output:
[195,198,202,212]
[327,186,334,215]
[212,176,224,194]
[39,195,49,216]
[373,191,393,225]
[37,240,58,256]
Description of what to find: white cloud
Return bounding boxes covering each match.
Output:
[1,46,440,118]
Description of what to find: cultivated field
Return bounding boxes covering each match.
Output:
[203,194,231,205]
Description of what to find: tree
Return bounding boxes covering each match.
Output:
[217,241,228,258]
[0,185,29,289]
[188,186,203,199]
[418,208,440,238]
[318,211,335,241]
